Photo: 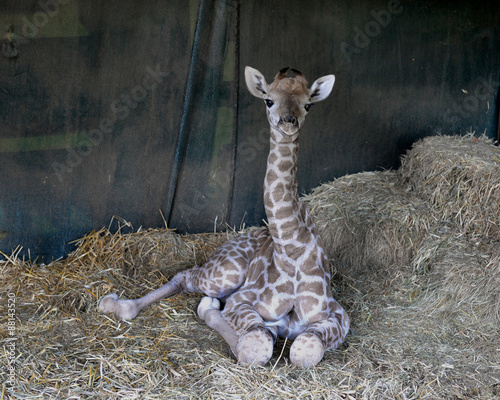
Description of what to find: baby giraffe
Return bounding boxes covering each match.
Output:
[99,66,350,367]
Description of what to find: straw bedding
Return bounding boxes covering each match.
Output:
[1,134,499,399]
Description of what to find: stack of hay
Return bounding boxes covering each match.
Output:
[2,133,499,399]
[305,133,500,326]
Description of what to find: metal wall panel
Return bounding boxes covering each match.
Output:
[1,0,499,260]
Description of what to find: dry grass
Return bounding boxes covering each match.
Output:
[1,134,500,399]
[398,133,500,238]
[304,170,432,282]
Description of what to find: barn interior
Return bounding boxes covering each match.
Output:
[1,1,499,399]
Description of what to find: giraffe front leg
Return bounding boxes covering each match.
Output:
[222,300,274,366]
[236,327,274,365]
[198,297,274,365]
[290,306,350,367]
[289,332,325,367]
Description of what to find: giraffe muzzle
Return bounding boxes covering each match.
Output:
[278,116,299,136]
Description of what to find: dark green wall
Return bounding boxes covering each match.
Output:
[1,0,499,260]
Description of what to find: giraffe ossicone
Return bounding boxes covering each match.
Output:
[99,66,350,367]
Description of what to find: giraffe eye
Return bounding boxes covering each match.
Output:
[265,99,274,108]
[304,103,314,112]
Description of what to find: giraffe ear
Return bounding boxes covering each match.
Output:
[309,74,335,102]
[245,66,269,98]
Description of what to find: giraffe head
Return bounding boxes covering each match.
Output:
[245,66,335,139]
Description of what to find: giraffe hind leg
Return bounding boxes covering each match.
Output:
[98,258,243,321]
[99,231,259,320]
[99,272,188,319]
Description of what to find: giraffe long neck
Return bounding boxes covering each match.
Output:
[264,132,304,247]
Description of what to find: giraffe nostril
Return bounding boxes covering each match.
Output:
[281,115,298,125]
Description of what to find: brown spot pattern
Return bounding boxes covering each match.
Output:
[174,70,351,365]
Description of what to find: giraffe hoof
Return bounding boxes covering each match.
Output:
[98,293,139,320]
[290,332,325,367]
[197,296,221,319]
[98,293,119,313]
[236,328,273,366]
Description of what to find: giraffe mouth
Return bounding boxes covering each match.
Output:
[277,122,299,137]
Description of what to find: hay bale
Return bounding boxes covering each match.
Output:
[304,138,500,328]
[395,133,500,326]
[411,229,500,325]
[2,134,500,399]
[398,134,500,238]
[2,214,499,398]
[303,170,433,291]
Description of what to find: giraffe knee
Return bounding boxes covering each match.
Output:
[236,328,273,366]
[290,332,325,367]
[197,296,221,319]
